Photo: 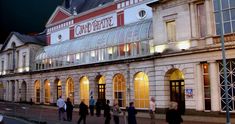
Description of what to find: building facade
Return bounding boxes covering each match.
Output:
[0,0,235,114]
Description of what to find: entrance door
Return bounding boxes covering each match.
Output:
[36,89,40,103]
[170,80,185,114]
[57,86,62,99]
[98,84,106,108]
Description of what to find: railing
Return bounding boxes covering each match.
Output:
[213,33,235,44]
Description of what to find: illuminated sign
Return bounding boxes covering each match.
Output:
[74,13,117,37]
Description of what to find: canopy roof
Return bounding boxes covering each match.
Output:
[36,20,153,61]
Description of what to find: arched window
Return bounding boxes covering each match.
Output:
[80,76,89,105]
[66,77,74,103]
[44,80,50,104]
[134,72,149,108]
[35,80,40,103]
[113,74,126,107]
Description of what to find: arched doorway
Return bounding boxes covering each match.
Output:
[96,75,106,107]
[80,76,89,105]
[168,69,185,114]
[34,80,40,103]
[66,77,74,104]
[21,81,27,102]
[44,80,50,104]
[54,79,62,99]
[134,72,149,108]
[113,74,126,107]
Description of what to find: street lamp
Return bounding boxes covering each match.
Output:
[217,0,230,123]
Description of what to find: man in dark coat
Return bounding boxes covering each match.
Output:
[95,99,101,117]
[77,100,88,124]
[66,98,74,121]
[166,102,183,124]
[103,100,111,124]
[127,102,137,124]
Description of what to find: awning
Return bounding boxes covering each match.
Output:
[35,19,153,61]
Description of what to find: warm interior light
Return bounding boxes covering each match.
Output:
[25,67,29,71]
[67,56,70,61]
[177,40,190,50]
[91,51,95,57]
[124,44,129,52]
[76,53,80,60]
[108,47,113,54]
[18,68,23,73]
[154,44,166,53]
[49,59,52,64]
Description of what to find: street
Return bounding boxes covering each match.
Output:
[3,117,28,124]
[0,102,227,124]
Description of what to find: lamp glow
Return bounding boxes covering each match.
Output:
[177,40,190,50]
[154,45,166,53]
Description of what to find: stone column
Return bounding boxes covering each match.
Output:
[9,81,12,101]
[205,0,213,36]
[14,80,19,102]
[190,2,197,38]
[5,81,10,101]
[196,63,204,111]
[209,61,220,111]
[40,77,44,104]
[205,0,214,44]
[61,77,67,100]
[73,76,80,106]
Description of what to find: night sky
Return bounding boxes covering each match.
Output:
[0,0,63,43]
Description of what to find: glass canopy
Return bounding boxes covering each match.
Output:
[35,20,153,61]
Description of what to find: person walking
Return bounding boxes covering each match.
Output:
[89,96,95,116]
[166,102,183,124]
[103,100,111,124]
[127,102,137,124]
[57,96,66,121]
[77,100,88,124]
[149,97,156,124]
[66,97,74,121]
[96,99,101,117]
[112,100,121,124]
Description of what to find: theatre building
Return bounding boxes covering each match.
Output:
[0,0,235,114]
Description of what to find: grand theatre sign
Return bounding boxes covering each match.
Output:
[74,13,117,37]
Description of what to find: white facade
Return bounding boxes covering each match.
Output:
[50,27,70,44]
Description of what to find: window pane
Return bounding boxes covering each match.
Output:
[215,12,220,23]
[216,24,221,35]
[223,10,230,21]
[232,21,235,32]
[224,22,231,33]
[230,0,235,8]
[222,0,229,9]
[231,9,235,20]
[213,0,219,11]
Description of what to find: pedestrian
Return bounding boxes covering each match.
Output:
[113,100,121,124]
[96,99,101,117]
[166,102,183,124]
[57,96,66,121]
[149,96,156,124]
[127,102,137,124]
[89,96,95,116]
[77,100,89,124]
[66,97,74,121]
[103,100,111,124]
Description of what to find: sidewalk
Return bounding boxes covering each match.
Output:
[40,105,235,124]
[1,102,235,124]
